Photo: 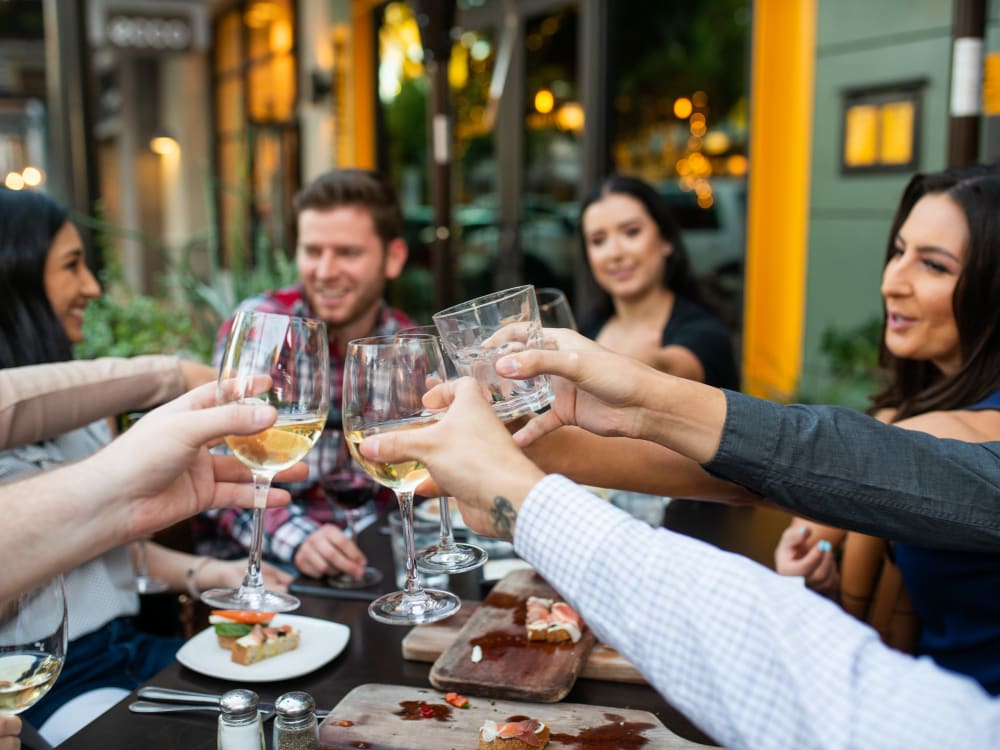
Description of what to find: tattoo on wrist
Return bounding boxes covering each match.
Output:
[490,496,517,541]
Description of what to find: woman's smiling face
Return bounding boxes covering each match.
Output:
[881,192,968,375]
[582,193,671,301]
[43,221,100,344]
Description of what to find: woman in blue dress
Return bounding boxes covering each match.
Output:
[775,165,1000,694]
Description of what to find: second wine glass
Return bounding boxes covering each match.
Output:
[397,326,487,576]
[343,334,460,625]
[201,310,330,613]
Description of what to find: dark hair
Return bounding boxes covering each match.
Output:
[293,169,403,249]
[870,164,1000,421]
[0,188,74,369]
[578,174,702,319]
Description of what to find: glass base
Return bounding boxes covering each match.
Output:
[417,543,487,575]
[326,566,384,590]
[119,576,169,595]
[493,382,554,422]
[368,588,460,625]
[200,586,300,612]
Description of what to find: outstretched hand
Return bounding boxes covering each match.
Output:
[95,382,306,541]
[496,328,664,447]
[360,378,545,540]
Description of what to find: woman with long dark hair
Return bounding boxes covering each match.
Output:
[578,174,738,389]
[775,165,1000,694]
[0,188,291,744]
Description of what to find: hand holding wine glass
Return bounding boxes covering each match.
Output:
[0,576,67,717]
[201,311,330,612]
[342,334,460,625]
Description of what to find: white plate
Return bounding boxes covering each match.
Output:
[414,497,467,531]
[176,614,350,682]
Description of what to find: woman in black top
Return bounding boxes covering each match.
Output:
[579,174,738,390]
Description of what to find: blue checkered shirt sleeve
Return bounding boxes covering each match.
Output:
[515,474,1000,750]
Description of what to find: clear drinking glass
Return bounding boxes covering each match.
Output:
[0,575,67,716]
[201,311,330,612]
[342,334,460,625]
[433,285,553,421]
[315,429,383,589]
[397,326,487,575]
[535,287,578,330]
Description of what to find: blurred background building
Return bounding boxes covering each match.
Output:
[1,0,999,402]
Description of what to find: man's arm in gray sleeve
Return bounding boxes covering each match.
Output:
[705,390,1000,551]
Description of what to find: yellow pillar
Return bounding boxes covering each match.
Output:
[349,0,380,168]
[742,0,816,400]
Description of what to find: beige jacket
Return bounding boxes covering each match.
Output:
[0,356,187,451]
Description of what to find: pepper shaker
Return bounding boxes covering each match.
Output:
[273,691,319,750]
[218,688,265,750]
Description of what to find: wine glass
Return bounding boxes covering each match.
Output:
[536,287,578,330]
[316,429,383,589]
[342,334,460,625]
[397,326,487,575]
[201,311,330,612]
[117,412,169,595]
[0,576,67,716]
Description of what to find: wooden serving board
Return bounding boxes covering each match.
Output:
[427,569,596,702]
[403,602,646,684]
[319,683,718,749]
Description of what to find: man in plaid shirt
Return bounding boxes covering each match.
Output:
[193,169,415,579]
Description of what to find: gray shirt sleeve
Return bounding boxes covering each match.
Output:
[703,390,1000,551]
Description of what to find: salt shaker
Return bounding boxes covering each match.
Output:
[273,691,319,750]
[217,688,265,750]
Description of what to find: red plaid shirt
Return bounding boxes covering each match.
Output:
[193,284,416,564]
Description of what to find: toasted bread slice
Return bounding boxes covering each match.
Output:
[478,720,550,750]
[230,625,300,665]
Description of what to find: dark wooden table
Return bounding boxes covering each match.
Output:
[57,500,791,749]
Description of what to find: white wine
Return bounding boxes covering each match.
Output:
[225,415,325,479]
[345,415,437,493]
[0,652,63,714]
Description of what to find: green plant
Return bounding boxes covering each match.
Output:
[74,187,298,362]
[796,317,885,409]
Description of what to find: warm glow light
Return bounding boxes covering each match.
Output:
[692,90,708,108]
[150,135,180,156]
[844,104,878,166]
[879,101,914,164]
[269,19,292,54]
[555,102,584,131]
[673,97,693,119]
[535,88,555,114]
[726,154,748,176]
[703,131,731,154]
[5,172,25,190]
[21,166,43,186]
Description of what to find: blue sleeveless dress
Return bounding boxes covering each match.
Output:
[893,388,1000,694]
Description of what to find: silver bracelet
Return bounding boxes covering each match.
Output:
[185,556,211,599]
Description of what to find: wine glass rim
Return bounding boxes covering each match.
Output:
[432,284,536,319]
[236,309,327,329]
[535,287,568,302]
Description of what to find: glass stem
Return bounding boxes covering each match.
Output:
[239,472,272,597]
[437,497,457,551]
[135,539,150,580]
[397,490,424,596]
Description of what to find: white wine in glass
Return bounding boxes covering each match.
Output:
[397,326,487,575]
[0,575,67,716]
[343,334,460,625]
[201,311,330,612]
